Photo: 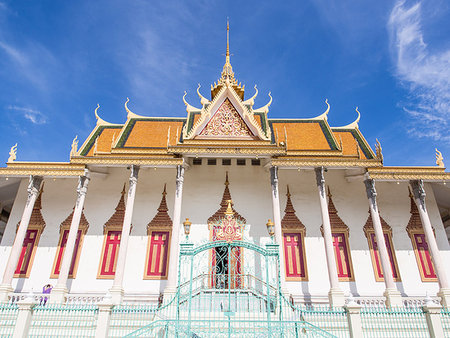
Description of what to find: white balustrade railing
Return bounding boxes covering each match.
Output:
[6,291,443,307]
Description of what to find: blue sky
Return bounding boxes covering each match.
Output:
[0,0,449,166]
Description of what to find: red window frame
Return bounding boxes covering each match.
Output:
[144,230,170,279]
[369,232,401,282]
[14,229,41,277]
[98,230,121,278]
[283,232,307,280]
[51,229,83,278]
[413,233,437,281]
[332,232,354,281]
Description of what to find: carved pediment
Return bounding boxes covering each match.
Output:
[198,98,254,138]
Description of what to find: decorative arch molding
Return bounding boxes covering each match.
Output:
[320,189,355,282]
[281,186,308,281]
[363,211,401,282]
[144,184,172,280]
[14,186,45,278]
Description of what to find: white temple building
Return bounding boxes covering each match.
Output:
[0,24,449,337]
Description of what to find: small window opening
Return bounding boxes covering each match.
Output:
[193,158,202,165]
[251,159,261,166]
[222,159,231,166]
[237,159,246,166]
[207,159,217,165]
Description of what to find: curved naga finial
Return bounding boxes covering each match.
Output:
[436,148,445,168]
[94,104,101,120]
[255,92,272,114]
[333,106,361,129]
[375,138,383,163]
[183,91,201,113]
[312,98,330,120]
[124,97,141,119]
[243,85,258,106]
[8,143,17,162]
[70,135,78,157]
[94,104,109,126]
[196,84,210,106]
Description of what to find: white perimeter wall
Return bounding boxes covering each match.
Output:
[0,164,448,299]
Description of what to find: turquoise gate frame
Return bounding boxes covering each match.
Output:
[125,236,337,337]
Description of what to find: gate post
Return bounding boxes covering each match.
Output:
[12,296,36,338]
[422,302,444,338]
[95,298,114,338]
[344,299,363,338]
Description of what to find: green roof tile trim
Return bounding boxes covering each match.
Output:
[254,112,268,135]
[267,119,339,150]
[116,117,186,148]
[80,126,122,156]
[185,112,201,135]
[332,128,374,159]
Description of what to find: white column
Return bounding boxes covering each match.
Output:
[110,165,139,304]
[0,175,43,302]
[269,166,287,291]
[314,167,344,307]
[51,169,90,304]
[410,180,450,307]
[165,165,185,295]
[364,178,402,307]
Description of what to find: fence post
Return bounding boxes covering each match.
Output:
[12,296,36,338]
[95,298,114,338]
[344,298,363,338]
[422,302,444,338]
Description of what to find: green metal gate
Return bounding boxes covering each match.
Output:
[126,213,337,337]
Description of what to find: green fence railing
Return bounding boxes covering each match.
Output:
[441,307,450,338]
[28,304,98,337]
[0,303,18,337]
[361,305,428,338]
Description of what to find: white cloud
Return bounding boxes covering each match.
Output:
[0,40,57,91]
[7,105,47,124]
[388,0,450,142]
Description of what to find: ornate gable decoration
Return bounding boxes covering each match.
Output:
[363,210,391,236]
[181,23,271,141]
[147,184,172,232]
[199,98,253,138]
[17,184,46,232]
[103,184,127,234]
[213,201,244,243]
[281,186,306,231]
[406,189,431,234]
[320,189,349,235]
[60,207,89,233]
[208,172,246,225]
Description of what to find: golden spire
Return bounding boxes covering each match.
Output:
[221,19,234,83]
[226,19,230,59]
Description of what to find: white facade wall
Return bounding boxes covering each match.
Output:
[0,164,448,300]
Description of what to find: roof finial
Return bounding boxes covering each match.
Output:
[225,171,229,186]
[226,18,230,58]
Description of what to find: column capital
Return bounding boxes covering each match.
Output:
[175,165,185,197]
[364,178,377,212]
[270,166,278,197]
[76,170,90,198]
[129,165,139,185]
[410,179,426,210]
[315,167,326,197]
[27,175,43,197]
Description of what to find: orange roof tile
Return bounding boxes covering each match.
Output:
[333,131,366,159]
[123,120,184,148]
[271,122,332,150]
[86,127,122,156]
